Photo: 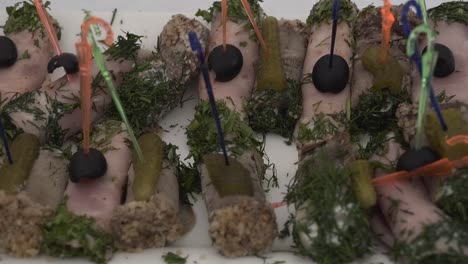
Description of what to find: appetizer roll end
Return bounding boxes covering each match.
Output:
[208,198,278,257]
[111,193,180,251]
[0,191,53,257]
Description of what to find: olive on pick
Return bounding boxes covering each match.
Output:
[47,52,79,74]
[0,36,18,68]
[69,148,107,183]
[422,43,455,78]
[312,54,349,94]
[207,44,243,82]
[396,146,441,172]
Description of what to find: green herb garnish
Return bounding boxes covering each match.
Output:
[186,100,263,163]
[349,89,411,159]
[104,32,143,61]
[306,0,357,25]
[110,8,117,26]
[391,219,468,264]
[164,143,201,205]
[247,80,302,140]
[3,0,61,39]
[42,201,114,264]
[162,252,188,264]
[435,168,468,222]
[105,61,186,137]
[18,50,31,60]
[428,1,468,25]
[297,112,347,144]
[195,0,264,28]
[285,147,372,263]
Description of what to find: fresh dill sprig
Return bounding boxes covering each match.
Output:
[435,168,468,223]
[428,1,468,25]
[162,252,188,264]
[3,0,61,39]
[246,80,302,140]
[285,147,372,263]
[105,61,185,137]
[104,32,143,62]
[391,219,468,264]
[186,100,263,163]
[297,112,347,144]
[349,89,411,160]
[195,0,264,31]
[306,0,357,25]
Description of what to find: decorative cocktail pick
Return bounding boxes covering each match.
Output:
[0,119,13,164]
[381,0,395,64]
[189,31,230,166]
[80,16,144,162]
[222,0,228,50]
[402,0,447,131]
[407,24,438,149]
[311,0,350,94]
[220,0,267,52]
[33,0,75,81]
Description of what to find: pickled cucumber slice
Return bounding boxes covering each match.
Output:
[349,160,377,209]
[132,133,164,201]
[362,45,403,94]
[0,133,40,193]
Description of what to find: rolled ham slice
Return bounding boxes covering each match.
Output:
[5,52,148,143]
[110,15,209,251]
[295,1,355,153]
[65,120,131,231]
[0,3,56,107]
[0,147,68,257]
[192,10,278,257]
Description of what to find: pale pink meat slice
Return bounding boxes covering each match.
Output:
[0,31,53,106]
[198,12,259,114]
[65,122,131,231]
[300,22,353,123]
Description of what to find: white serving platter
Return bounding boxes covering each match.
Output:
[0,0,446,263]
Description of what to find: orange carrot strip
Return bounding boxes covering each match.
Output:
[373,158,453,186]
[270,201,287,209]
[446,135,468,146]
[240,0,268,53]
[222,0,227,50]
[452,156,468,169]
[381,0,395,64]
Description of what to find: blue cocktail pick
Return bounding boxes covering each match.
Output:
[329,0,340,67]
[189,31,230,166]
[0,119,13,164]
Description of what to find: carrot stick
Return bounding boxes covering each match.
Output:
[240,0,268,53]
[446,135,468,146]
[222,0,227,51]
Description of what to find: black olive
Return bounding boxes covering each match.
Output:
[0,36,18,68]
[396,146,441,172]
[422,43,455,78]
[207,44,243,82]
[69,148,107,183]
[312,54,349,94]
[47,52,79,74]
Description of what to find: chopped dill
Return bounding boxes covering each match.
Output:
[162,252,187,264]
[436,90,456,104]
[306,0,357,26]
[18,50,31,60]
[104,32,143,62]
[186,100,263,163]
[110,8,118,26]
[435,168,468,223]
[105,61,186,137]
[164,143,201,205]
[391,219,468,264]
[195,0,264,31]
[3,0,61,39]
[428,1,468,25]
[246,80,302,140]
[349,89,411,160]
[297,112,346,144]
[42,200,114,264]
[285,147,372,263]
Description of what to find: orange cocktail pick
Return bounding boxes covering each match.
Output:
[446,135,468,146]
[33,0,71,81]
[240,0,268,52]
[381,0,395,64]
[75,17,114,154]
[222,0,228,50]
